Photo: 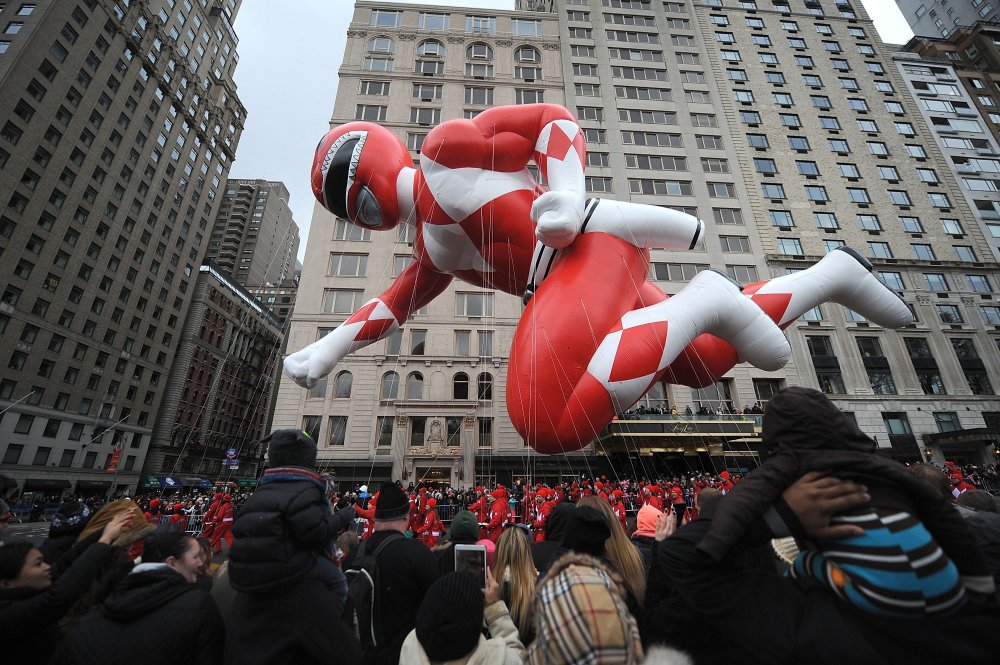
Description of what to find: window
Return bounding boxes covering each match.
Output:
[453,372,469,400]
[754,158,777,174]
[370,9,401,27]
[478,330,493,357]
[815,212,839,229]
[770,210,794,227]
[924,273,949,291]
[805,185,828,202]
[857,214,881,231]
[937,304,963,324]
[777,238,804,255]
[515,89,544,105]
[477,372,494,400]
[3,444,23,465]
[322,289,364,314]
[355,104,387,122]
[380,371,399,400]
[847,187,871,204]
[713,208,743,224]
[328,253,367,277]
[967,274,992,293]
[828,139,849,154]
[409,107,440,125]
[912,244,936,260]
[478,418,493,447]
[887,190,911,206]
[934,412,961,433]
[456,292,493,317]
[868,242,893,259]
[982,306,1000,325]
[333,371,352,399]
[762,183,786,199]
[929,193,951,208]
[419,12,449,30]
[32,446,51,466]
[720,235,750,253]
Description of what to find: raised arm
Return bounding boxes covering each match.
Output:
[284,260,453,388]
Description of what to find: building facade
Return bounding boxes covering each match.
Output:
[0,0,245,495]
[208,178,299,287]
[896,0,1000,39]
[273,0,1000,489]
[143,261,283,488]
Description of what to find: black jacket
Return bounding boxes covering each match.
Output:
[531,501,574,573]
[51,565,223,665]
[631,534,656,573]
[228,470,354,593]
[698,387,990,587]
[0,541,112,663]
[225,573,362,665]
[344,530,440,665]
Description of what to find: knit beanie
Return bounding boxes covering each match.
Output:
[634,504,661,537]
[448,510,480,543]
[563,505,611,557]
[415,572,484,661]
[264,428,317,469]
[374,481,409,521]
[49,500,92,539]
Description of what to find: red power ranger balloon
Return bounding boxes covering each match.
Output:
[285,104,912,454]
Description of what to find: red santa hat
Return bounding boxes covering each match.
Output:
[476,486,484,493]
[223,494,231,502]
[213,493,222,500]
[595,481,604,490]
[613,489,623,498]
[149,498,161,511]
[491,488,506,500]
[426,498,437,509]
[719,470,730,480]
[173,502,184,512]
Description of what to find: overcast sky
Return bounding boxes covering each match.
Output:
[229,1,913,262]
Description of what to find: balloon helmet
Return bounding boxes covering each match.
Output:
[311,121,412,231]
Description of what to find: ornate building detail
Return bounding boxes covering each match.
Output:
[395,415,408,427]
[497,39,513,47]
[447,35,466,44]
[399,32,416,41]
[347,30,368,38]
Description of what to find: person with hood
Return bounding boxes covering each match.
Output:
[630,504,662,573]
[400,570,525,665]
[50,529,223,665]
[226,429,359,665]
[528,505,644,664]
[531,500,575,574]
[41,500,93,565]
[0,510,133,663]
[699,387,993,619]
[437,509,481,575]
[486,488,510,543]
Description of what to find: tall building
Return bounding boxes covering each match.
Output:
[273,0,1000,489]
[142,261,283,490]
[208,178,299,287]
[0,0,245,495]
[896,1,999,39]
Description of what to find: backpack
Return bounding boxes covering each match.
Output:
[342,531,405,652]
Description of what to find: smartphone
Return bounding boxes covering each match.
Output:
[454,544,487,588]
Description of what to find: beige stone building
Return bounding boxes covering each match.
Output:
[273,0,1000,490]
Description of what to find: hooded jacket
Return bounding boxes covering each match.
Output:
[51,565,224,665]
[697,387,991,593]
[531,501,574,573]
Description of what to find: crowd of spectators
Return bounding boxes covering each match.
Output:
[2,388,1000,664]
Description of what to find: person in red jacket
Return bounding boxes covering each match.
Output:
[209,494,234,555]
[355,492,378,539]
[531,490,553,544]
[612,489,628,533]
[468,486,489,539]
[168,502,188,531]
[144,498,164,528]
[417,498,444,547]
[486,488,509,543]
[201,493,222,540]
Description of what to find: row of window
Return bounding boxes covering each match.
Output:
[307,370,494,403]
[1,443,136,471]
[369,9,542,37]
[301,413,494,449]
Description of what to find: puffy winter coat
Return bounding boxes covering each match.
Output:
[50,564,224,665]
[228,466,354,592]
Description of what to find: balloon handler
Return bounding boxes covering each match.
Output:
[284,103,913,454]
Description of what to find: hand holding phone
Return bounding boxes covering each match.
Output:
[454,544,487,588]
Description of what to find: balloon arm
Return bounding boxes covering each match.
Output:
[379,259,454,322]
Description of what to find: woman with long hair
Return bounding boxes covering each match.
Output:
[493,526,537,644]
[578,495,646,611]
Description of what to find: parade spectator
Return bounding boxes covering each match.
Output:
[336,531,360,563]
[400,570,525,665]
[955,490,1000,600]
[528,505,644,664]
[531,500,574,574]
[344,480,439,665]
[658,470,1000,663]
[0,510,133,662]
[493,526,537,645]
[437,509,481,575]
[51,529,223,665]
[630,504,662,573]
[908,463,952,499]
[227,429,358,665]
[41,500,92,564]
[47,499,154,625]
[195,537,215,591]
[699,387,993,619]
[579,496,646,612]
